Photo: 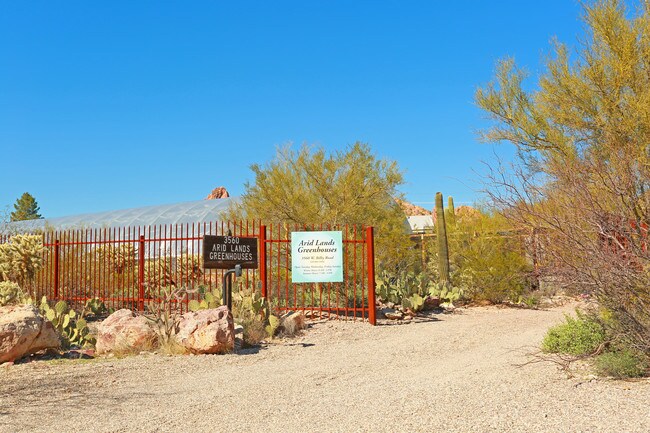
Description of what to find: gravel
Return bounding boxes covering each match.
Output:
[1,303,649,433]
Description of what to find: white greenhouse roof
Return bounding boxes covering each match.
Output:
[3,198,237,233]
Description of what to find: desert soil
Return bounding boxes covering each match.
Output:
[1,302,649,433]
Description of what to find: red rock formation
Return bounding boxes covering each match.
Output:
[205,187,230,200]
[396,199,431,216]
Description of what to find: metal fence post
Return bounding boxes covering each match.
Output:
[365,226,377,325]
[53,239,60,299]
[138,235,145,312]
[259,224,267,298]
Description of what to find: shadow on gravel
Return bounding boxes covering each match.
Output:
[235,345,266,355]
[377,310,445,326]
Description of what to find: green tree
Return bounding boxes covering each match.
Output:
[10,193,43,221]
[232,142,416,270]
[476,0,650,352]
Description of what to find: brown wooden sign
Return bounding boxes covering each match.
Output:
[202,235,258,269]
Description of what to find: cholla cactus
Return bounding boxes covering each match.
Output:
[0,234,46,287]
[97,244,136,274]
[176,254,203,283]
[144,256,175,290]
[0,281,25,307]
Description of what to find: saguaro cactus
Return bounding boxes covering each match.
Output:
[435,192,450,286]
[446,196,456,226]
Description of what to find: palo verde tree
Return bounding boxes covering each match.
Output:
[10,192,43,222]
[232,142,415,270]
[476,0,650,353]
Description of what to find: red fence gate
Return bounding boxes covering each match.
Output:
[5,221,377,324]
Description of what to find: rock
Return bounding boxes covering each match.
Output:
[424,296,441,309]
[176,306,234,354]
[205,186,230,200]
[234,324,244,335]
[384,310,404,320]
[280,311,306,335]
[95,309,158,355]
[0,305,61,363]
[396,199,431,216]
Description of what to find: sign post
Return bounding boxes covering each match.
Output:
[203,235,258,310]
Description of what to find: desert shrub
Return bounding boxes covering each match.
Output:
[542,312,606,356]
[477,0,650,355]
[428,209,533,303]
[240,314,268,345]
[594,350,648,379]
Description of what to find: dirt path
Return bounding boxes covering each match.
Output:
[1,303,649,433]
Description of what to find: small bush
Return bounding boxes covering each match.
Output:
[542,313,605,356]
[240,316,267,346]
[594,350,648,379]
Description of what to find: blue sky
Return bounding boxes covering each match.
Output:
[0,0,584,218]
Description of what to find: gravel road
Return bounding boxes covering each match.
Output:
[1,303,649,433]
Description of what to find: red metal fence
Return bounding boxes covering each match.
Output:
[3,221,377,324]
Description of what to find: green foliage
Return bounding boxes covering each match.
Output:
[435,192,450,285]
[265,314,281,338]
[0,281,25,306]
[429,209,532,304]
[189,287,222,311]
[233,290,280,341]
[594,350,648,379]
[476,0,650,353]
[38,297,95,348]
[375,269,429,305]
[429,282,464,306]
[10,192,42,221]
[402,293,425,312]
[0,234,46,290]
[232,142,416,271]
[82,297,107,317]
[542,312,606,356]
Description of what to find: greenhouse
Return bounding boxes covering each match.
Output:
[3,198,237,233]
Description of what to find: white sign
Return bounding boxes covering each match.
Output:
[291,231,343,283]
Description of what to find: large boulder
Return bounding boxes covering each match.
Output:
[176,306,234,354]
[95,309,158,355]
[0,305,61,363]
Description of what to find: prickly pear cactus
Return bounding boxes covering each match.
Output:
[402,293,425,312]
[188,290,223,312]
[40,298,94,348]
